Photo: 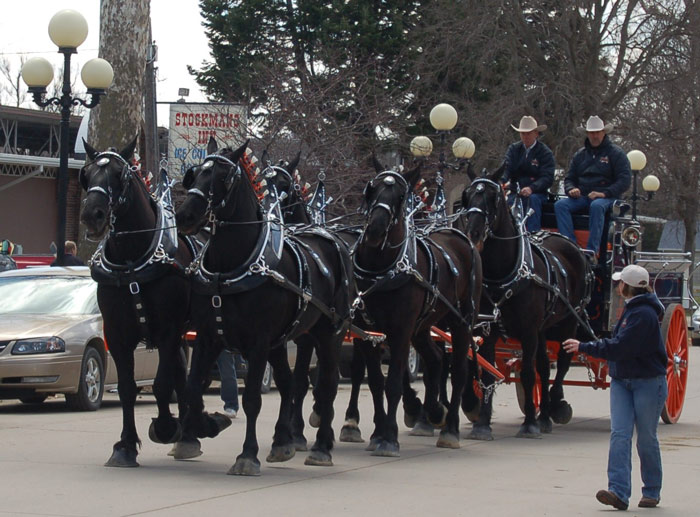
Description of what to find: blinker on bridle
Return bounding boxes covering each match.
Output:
[186,153,243,230]
[363,171,409,223]
[85,151,135,214]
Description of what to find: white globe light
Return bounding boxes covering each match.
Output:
[81,58,114,89]
[642,174,660,192]
[410,136,433,157]
[452,137,475,159]
[48,9,89,48]
[21,57,54,88]
[627,149,647,171]
[429,103,458,131]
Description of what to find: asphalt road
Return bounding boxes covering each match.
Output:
[1,349,699,517]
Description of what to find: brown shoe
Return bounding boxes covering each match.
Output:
[638,497,659,508]
[596,489,629,510]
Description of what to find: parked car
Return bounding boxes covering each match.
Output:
[0,267,159,410]
[691,306,700,347]
[339,340,421,382]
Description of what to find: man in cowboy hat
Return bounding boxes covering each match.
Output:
[501,115,555,232]
[555,115,631,260]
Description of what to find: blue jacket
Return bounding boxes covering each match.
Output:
[564,135,631,198]
[501,140,555,194]
[579,293,667,379]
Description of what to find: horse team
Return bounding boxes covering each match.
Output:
[78,136,591,475]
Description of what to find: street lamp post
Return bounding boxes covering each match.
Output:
[21,9,113,265]
[627,150,660,220]
[410,103,475,218]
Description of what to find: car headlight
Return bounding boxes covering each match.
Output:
[11,337,66,355]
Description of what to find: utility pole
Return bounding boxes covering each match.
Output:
[144,25,158,180]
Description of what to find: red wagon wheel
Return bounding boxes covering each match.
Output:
[660,303,689,424]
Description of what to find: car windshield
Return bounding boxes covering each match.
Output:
[0,276,98,315]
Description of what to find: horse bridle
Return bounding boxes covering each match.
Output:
[84,152,136,228]
[363,170,409,223]
[186,153,242,225]
[463,177,504,241]
[262,165,307,219]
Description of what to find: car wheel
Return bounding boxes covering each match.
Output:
[66,347,104,411]
[19,394,48,404]
[407,346,420,382]
[260,362,272,394]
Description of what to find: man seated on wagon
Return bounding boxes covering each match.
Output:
[501,116,554,232]
[554,116,631,261]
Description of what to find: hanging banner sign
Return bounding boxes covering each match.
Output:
[167,102,247,178]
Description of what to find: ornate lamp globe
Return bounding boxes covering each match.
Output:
[452,137,475,159]
[21,57,54,89]
[642,175,660,192]
[410,136,433,157]
[627,150,647,171]
[81,58,114,90]
[429,103,458,131]
[48,9,89,49]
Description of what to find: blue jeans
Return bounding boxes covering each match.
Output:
[554,196,614,252]
[507,192,547,232]
[216,350,239,411]
[608,375,667,504]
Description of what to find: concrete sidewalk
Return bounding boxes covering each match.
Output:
[1,348,699,517]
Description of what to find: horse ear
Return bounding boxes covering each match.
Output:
[372,153,385,173]
[230,139,250,162]
[119,136,138,162]
[466,160,476,181]
[403,162,422,190]
[486,161,506,182]
[182,167,195,190]
[261,149,270,167]
[286,151,301,174]
[83,139,98,160]
[207,136,218,155]
[79,167,89,191]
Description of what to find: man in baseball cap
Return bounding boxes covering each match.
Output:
[612,264,649,287]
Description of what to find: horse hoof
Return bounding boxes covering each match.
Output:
[148,417,182,444]
[266,444,296,463]
[409,420,435,437]
[436,431,460,449]
[462,398,481,423]
[551,401,573,425]
[209,412,234,435]
[340,424,364,443]
[516,424,542,439]
[404,411,419,429]
[468,425,493,441]
[228,457,261,476]
[538,417,553,434]
[427,404,448,429]
[365,437,381,452]
[371,440,400,457]
[171,439,203,459]
[293,436,308,452]
[304,450,333,467]
[308,411,321,428]
[104,447,139,468]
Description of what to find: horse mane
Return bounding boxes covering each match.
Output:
[239,148,266,201]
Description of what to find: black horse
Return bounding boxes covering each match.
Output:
[79,138,208,467]
[352,162,482,455]
[460,165,593,439]
[175,138,353,475]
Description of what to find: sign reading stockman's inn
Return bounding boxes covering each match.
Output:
[168,102,247,178]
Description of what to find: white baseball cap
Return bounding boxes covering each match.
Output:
[612,264,649,287]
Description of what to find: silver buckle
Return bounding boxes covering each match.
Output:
[129,282,140,294]
[212,295,222,308]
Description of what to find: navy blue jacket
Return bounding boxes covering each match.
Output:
[579,293,666,379]
[564,135,631,198]
[501,140,555,194]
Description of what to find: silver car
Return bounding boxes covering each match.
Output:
[691,306,700,347]
[0,267,159,410]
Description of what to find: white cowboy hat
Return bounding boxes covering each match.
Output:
[579,115,614,133]
[511,116,547,133]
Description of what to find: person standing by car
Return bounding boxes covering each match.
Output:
[51,241,85,266]
[217,349,239,418]
[501,116,555,232]
[563,264,667,510]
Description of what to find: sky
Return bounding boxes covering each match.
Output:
[0,0,210,127]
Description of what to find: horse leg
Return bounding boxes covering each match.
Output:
[148,342,184,445]
[291,334,314,451]
[516,331,541,438]
[340,338,367,444]
[402,366,422,429]
[229,346,267,476]
[437,323,470,449]
[550,334,574,425]
[409,330,445,435]
[439,341,451,407]
[362,339,387,451]
[104,343,141,467]
[304,323,341,467]
[266,344,296,463]
[466,333,496,441]
[535,332,553,434]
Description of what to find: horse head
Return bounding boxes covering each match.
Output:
[175,137,249,235]
[461,162,508,249]
[79,137,139,239]
[260,151,306,222]
[361,157,421,249]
